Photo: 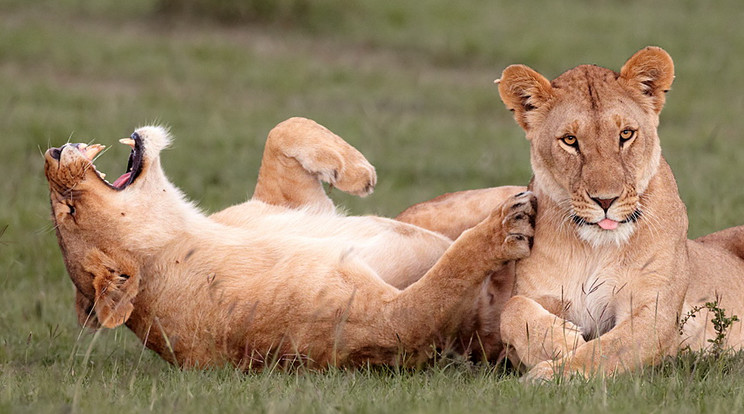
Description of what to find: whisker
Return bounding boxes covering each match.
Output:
[91,145,111,164]
[36,220,61,235]
[643,212,659,239]
[550,198,576,236]
[637,200,662,240]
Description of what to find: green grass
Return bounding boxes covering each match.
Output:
[3,0,744,412]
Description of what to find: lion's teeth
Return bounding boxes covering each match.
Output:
[100,173,106,179]
[83,144,105,160]
[119,138,135,148]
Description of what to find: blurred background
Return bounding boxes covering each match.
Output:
[2,0,744,409]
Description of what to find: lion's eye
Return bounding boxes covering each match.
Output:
[67,204,76,215]
[560,135,578,148]
[620,129,636,144]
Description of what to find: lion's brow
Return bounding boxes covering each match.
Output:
[583,67,601,111]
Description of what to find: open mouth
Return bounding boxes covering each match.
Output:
[51,132,145,191]
[110,132,144,189]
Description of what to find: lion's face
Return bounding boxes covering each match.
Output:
[498,47,674,246]
[44,126,170,327]
[45,142,128,305]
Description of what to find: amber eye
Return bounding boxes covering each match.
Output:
[620,129,635,143]
[560,135,578,148]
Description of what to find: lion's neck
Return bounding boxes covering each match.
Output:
[116,174,217,256]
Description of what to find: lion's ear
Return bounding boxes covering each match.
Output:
[619,46,675,114]
[83,248,140,329]
[75,290,101,329]
[497,64,554,132]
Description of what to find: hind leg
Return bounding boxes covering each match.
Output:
[252,117,377,212]
[695,225,744,261]
[396,186,527,240]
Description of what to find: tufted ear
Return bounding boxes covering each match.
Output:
[497,64,554,132]
[619,46,675,114]
[82,248,140,329]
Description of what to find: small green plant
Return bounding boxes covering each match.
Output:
[679,298,739,357]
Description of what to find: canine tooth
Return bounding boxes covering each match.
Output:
[83,144,105,160]
[100,173,106,179]
[119,138,135,148]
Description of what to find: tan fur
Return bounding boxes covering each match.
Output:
[396,47,744,379]
[394,187,528,355]
[45,118,535,369]
[493,47,744,380]
[397,186,526,240]
[249,118,376,213]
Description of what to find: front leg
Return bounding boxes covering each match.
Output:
[529,302,680,381]
[516,278,685,381]
[500,295,586,369]
[384,192,537,351]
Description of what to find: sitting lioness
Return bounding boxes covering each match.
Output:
[44,117,534,369]
[498,46,744,380]
[402,47,744,380]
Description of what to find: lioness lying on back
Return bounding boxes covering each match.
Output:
[400,47,744,380]
[45,117,533,369]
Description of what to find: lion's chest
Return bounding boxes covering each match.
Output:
[516,249,630,339]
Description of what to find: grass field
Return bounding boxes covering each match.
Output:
[3,0,744,412]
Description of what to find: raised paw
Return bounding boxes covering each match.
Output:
[327,148,377,197]
[456,191,536,265]
[494,191,537,260]
[254,117,377,209]
[277,117,377,197]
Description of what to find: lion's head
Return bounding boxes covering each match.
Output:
[44,126,177,328]
[497,46,675,246]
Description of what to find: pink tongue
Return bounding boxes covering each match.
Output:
[598,218,618,230]
[112,172,132,188]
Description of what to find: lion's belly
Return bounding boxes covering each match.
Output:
[214,206,452,289]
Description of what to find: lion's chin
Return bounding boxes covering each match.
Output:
[576,222,636,248]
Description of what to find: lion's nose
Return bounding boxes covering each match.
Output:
[49,147,62,160]
[591,197,618,212]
